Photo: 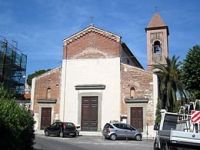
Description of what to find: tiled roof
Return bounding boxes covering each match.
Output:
[147,13,167,28]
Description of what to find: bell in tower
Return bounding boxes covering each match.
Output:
[145,13,169,71]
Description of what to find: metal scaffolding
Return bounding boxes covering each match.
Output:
[0,38,27,95]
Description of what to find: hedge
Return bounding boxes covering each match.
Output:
[0,99,35,150]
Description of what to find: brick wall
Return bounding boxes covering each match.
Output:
[33,67,61,115]
[63,31,121,59]
[120,64,154,125]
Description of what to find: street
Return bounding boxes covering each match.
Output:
[34,134,153,150]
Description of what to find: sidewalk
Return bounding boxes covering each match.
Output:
[35,130,44,135]
[35,130,102,136]
[34,130,154,139]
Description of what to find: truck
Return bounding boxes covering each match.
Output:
[154,100,200,150]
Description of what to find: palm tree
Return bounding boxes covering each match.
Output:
[153,56,186,112]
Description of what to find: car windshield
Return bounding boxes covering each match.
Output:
[104,123,113,129]
[49,122,59,128]
[65,122,75,129]
[126,124,135,130]
[163,114,178,130]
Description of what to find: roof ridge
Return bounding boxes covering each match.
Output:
[121,63,152,75]
[63,25,121,45]
[35,66,61,79]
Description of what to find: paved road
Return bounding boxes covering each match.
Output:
[34,134,153,150]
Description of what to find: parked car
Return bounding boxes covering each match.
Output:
[44,122,78,137]
[102,122,142,141]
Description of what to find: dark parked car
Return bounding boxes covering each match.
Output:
[102,122,142,141]
[44,122,78,137]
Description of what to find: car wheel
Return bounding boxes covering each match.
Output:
[135,134,142,141]
[110,134,117,141]
[59,131,64,138]
[72,133,76,137]
[45,131,49,136]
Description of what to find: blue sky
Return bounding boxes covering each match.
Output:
[0,0,200,75]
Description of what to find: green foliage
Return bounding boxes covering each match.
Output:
[181,45,200,99]
[0,85,35,150]
[153,56,187,112]
[27,69,50,86]
[0,83,15,100]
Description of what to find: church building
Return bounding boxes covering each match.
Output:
[31,13,169,137]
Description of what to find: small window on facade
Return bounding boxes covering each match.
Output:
[47,88,51,99]
[130,87,135,98]
[153,41,161,53]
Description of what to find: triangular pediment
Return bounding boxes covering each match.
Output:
[64,25,121,45]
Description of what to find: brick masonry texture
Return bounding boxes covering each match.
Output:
[120,64,154,125]
[33,67,61,115]
[33,25,156,128]
[63,31,121,59]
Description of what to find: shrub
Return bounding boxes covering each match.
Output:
[0,83,15,100]
[0,98,35,149]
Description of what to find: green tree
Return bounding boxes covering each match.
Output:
[181,45,200,99]
[0,83,15,100]
[154,56,186,113]
[0,84,34,150]
[27,69,50,86]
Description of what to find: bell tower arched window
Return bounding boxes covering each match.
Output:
[130,87,135,98]
[153,40,161,53]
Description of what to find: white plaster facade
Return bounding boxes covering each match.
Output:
[60,57,121,130]
[31,16,168,136]
[153,73,158,118]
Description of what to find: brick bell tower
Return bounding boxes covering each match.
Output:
[145,13,169,71]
